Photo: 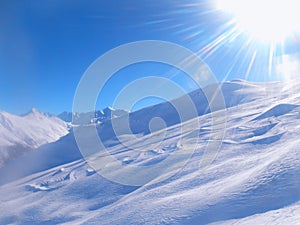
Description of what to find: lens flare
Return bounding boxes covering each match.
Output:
[217,0,300,42]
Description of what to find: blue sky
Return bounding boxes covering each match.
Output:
[1,0,300,114]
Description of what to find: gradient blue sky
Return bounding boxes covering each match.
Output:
[1,0,300,114]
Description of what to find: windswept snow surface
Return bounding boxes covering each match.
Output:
[1,80,300,224]
[0,108,69,168]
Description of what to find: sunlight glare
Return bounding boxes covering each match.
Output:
[276,54,300,80]
[217,0,300,42]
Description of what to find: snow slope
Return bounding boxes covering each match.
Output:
[0,108,69,168]
[0,80,300,224]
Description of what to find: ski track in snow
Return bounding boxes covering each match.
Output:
[0,80,300,224]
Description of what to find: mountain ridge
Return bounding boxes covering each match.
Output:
[0,109,69,168]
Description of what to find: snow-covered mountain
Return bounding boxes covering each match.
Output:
[0,80,300,224]
[58,107,129,124]
[57,111,80,123]
[0,108,69,168]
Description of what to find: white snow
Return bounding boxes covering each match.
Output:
[0,108,69,168]
[0,79,300,224]
[58,107,129,124]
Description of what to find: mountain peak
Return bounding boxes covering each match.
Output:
[105,106,114,111]
[22,108,46,118]
[101,106,115,113]
[30,108,39,113]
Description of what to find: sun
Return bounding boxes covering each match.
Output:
[217,0,300,42]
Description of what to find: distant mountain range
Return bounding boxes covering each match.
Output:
[57,107,130,123]
[0,106,131,168]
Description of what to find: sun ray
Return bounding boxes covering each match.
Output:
[245,51,257,80]
[268,44,275,79]
[146,1,300,83]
